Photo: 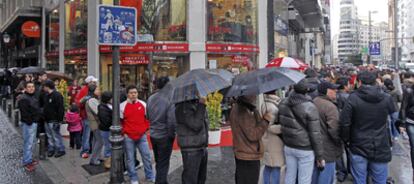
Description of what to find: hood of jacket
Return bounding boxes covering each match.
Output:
[264,94,281,104]
[66,112,81,123]
[356,85,386,103]
[287,92,312,106]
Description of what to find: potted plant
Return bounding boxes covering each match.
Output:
[206,91,224,145]
[57,79,70,137]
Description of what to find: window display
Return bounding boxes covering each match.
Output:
[152,55,189,81]
[65,56,88,82]
[208,54,256,75]
[65,0,87,49]
[121,0,187,41]
[207,0,258,44]
[46,9,59,70]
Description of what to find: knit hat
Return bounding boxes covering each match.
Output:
[318,81,339,95]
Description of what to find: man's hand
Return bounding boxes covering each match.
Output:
[316,159,326,170]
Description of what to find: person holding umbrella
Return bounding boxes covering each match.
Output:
[230,95,272,184]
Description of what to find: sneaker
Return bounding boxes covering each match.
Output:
[135,162,143,170]
[47,152,55,157]
[81,153,89,159]
[31,160,39,166]
[54,152,66,158]
[24,163,36,172]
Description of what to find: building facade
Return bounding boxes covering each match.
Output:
[357,19,391,63]
[337,0,360,63]
[397,0,413,62]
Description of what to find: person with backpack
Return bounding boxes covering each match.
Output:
[65,104,83,150]
[278,80,324,184]
[260,91,284,184]
[84,84,103,166]
[43,80,66,158]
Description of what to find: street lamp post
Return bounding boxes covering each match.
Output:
[109,0,124,183]
[368,10,378,65]
[2,33,10,68]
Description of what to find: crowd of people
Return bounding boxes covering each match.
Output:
[4,64,414,184]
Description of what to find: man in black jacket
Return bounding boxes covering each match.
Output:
[175,99,209,184]
[279,80,324,184]
[18,81,41,172]
[43,80,66,158]
[340,71,396,184]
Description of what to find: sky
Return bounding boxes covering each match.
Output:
[331,0,389,38]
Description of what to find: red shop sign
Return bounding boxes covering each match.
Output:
[232,55,251,64]
[21,21,40,38]
[45,51,59,58]
[120,55,149,65]
[64,48,87,56]
[206,43,259,53]
[100,43,189,53]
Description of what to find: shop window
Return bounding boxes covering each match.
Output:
[152,55,189,81]
[207,54,256,75]
[120,0,187,41]
[65,56,88,82]
[46,9,60,70]
[65,0,88,49]
[207,0,258,44]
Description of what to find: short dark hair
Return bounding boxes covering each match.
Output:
[126,85,138,93]
[101,91,113,104]
[69,104,79,113]
[43,79,55,89]
[24,81,35,88]
[155,77,170,90]
[357,71,377,85]
[336,77,350,90]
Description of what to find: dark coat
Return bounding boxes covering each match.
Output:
[43,90,65,122]
[313,96,343,162]
[340,85,396,162]
[147,91,176,139]
[278,92,324,160]
[98,104,112,131]
[336,91,349,111]
[175,100,209,151]
[18,92,41,125]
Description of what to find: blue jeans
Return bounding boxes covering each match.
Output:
[311,162,336,184]
[22,122,37,165]
[100,130,111,158]
[406,123,414,169]
[389,112,400,138]
[45,122,65,153]
[90,129,103,164]
[350,153,388,184]
[124,135,155,182]
[263,166,280,184]
[284,146,315,184]
[81,119,91,154]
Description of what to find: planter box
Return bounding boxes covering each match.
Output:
[208,129,221,145]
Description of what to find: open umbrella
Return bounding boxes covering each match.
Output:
[164,69,233,103]
[225,67,305,97]
[266,57,308,71]
[17,66,45,74]
[46,71,73,81]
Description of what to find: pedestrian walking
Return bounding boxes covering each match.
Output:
[175,98,209,184]
[384,78,402,140]
[312,81,342,184]
[18,81,41,171]
[230,95,270,184]
[97,91,113,169]
[76,75,98,158]
[85,84,103,165]
[65,104,82,150]
[261,91,284,184]
[340,71,396,184]
[43,79,66,158]
[278,80,324,184]
[147,77,176,184]
[121,85,155,184]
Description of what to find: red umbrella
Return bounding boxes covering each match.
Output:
[266,57,308,71]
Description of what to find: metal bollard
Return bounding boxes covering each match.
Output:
[13,110,19,127]
[7,102,12,118]
[39,133,46,160]
[2,98,6,112]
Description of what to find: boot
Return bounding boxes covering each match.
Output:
[104,157,111,169]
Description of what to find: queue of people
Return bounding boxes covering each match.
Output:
[10,64,414,184]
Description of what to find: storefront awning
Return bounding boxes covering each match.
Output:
[0,7,41,33]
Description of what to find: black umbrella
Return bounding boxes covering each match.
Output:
[18,66,45,74]
[162,69,232,103]
[225,67,305,97]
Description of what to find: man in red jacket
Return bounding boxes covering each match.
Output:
[75,75,98,158]
[121,85,155,184]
